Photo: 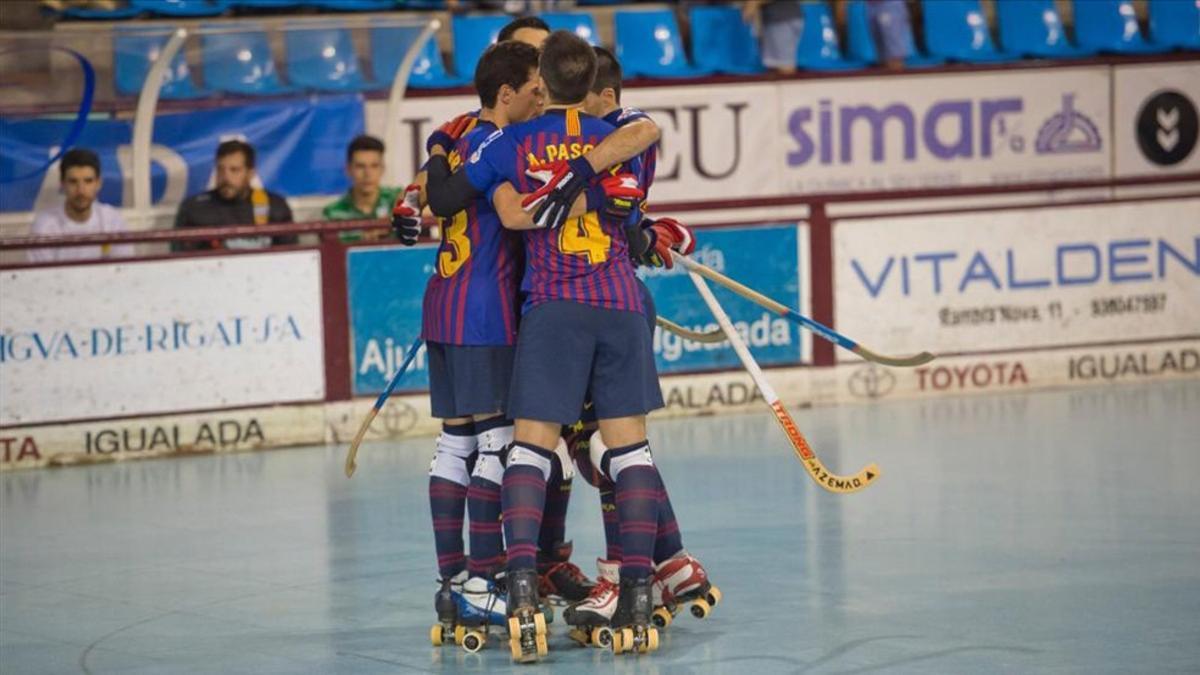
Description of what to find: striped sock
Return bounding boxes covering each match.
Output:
[610,442,660,581]
[428,421,474,578]
[539,457,573,555]
[653,474,684,564]
[501,442,553,572]
[600,486,622,561]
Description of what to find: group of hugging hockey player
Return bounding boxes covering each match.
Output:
[388,18,720,662]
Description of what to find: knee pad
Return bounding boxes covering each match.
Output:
[471,448,506,485]
[552,438,575,482]
[506,442,554,481]
[429,432,477,486]
[587,431,609,482]
[477,424,513,455]
[593,434,654,482]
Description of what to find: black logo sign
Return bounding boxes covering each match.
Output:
[1136,90,1198,166]
[848,364,895,399]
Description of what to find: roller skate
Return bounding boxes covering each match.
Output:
[429,570,467,646]
[609,576,659,655]
[563,559,619,649]
[538,541,596,605]
[452,575,508,654]
[650,550,722,629]
[505,568,549,663]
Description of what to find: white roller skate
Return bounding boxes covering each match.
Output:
[650,550,722,629]
[563,559,620,649]
[452,575,508,653]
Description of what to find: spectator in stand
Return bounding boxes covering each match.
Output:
[28,148,133,263]
[173,140,295,252]
[742,0,804,74]
[322,135,399,242]
[862,0,914,70]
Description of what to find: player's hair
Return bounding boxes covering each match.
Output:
[474,40,540,109]
[346,134,384,163]
[497,16,550,43]
[539,30,596,105]
[59,148,101,181]
[590,46,622,102]
[216,139,256,169]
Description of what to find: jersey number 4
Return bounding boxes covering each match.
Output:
[559,213,610,265]
[438,211,472,277]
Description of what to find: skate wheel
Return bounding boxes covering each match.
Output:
[610,628,624,654]
[535,632,548,657]
[533,610,547,635]
[707,585,722,606]
[620,627,635,654]
[509,635,523,661]
[430,624,444,646]
[462,630,485,654]
[453,624,466,645]
[592,626,613,649]
[647,627,660,652]
[690,597,711,619]
[651,607,673,629]
[507,616,521,639]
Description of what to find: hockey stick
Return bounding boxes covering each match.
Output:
[344,336,423,478]
[679,253,880,494]
[674,256,934,368]
[656,316,725,344]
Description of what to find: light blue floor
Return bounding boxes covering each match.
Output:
[2,380,1199,674]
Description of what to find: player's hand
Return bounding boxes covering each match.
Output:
[521,157,596,229]
[425,113,477,156]
[595,173,644,221]
[640,217,695,269]
[391,184,423,246]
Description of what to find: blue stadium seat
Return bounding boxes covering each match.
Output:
[202,26,297,95]
[132,0,229,16]
[922,0,1013,62]
[311,0,396,10]
[614,9,710,78]
[400,0,445,7]
[688,4,764,74]
[1073,0,1172,54]
[796,1,868,70]
[370,25,467,89]
[114,28,209,99]
[541,11,599,45]
[62,3,143,19]
[844,0,943,67]
[1148,0,1200,50]
[996,0,1096,58]
[451,15,510,81]
[285,24,376,92]
[230,0,304,8]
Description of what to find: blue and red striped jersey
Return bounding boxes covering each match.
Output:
[421,119,523,346]
[464,108,645,315]
[603,107,658,203]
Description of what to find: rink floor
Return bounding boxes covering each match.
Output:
[2,380,1198,674]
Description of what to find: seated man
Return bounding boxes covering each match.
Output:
[28,148,133,263]
[173,140,295,251]
[322,135,400,242]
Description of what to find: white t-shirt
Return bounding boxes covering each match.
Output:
[27,202,135,263]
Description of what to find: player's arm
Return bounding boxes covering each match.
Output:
[423,150,479,218]
[583,117,660,175]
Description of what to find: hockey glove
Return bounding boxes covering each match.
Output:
[594,173,644,221]
[425,113,477,156]
[391,184,423,246]
[521,157,596,229]
[640,217,695,269]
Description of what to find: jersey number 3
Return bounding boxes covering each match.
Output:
[559,214,610,265]
[438,211,472,277]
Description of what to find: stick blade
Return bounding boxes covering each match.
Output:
[343,408,379,479]
[854,347,936,368]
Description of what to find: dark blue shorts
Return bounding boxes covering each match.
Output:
[426,342,515,419]
[509,301,664,425]
[575,279,657,426]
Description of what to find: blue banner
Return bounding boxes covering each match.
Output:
[643,224,804,373]
[347,244,433,396]
[347,224,805,397]
[1,95,362,213]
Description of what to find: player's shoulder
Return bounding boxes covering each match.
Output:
[581,114,618,135]
[612,107,652,126]
[467,125,511,165]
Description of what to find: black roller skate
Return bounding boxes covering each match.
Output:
[610,576,659,655]
[538,541,596,605]
[505,568,549,663]
[429,570,466,646]
[564,559,619,649]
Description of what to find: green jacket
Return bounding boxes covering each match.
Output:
[322,186,402,242]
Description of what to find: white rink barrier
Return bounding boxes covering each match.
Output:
[4,338,1196,471]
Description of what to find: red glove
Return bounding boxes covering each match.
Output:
[391,184,423,246]
[596,173,644,221]
[425,113,478,155]
[642,217,695,268]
